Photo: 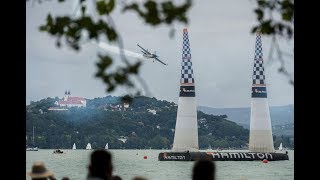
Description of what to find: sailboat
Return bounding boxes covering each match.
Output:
[105,143,109,150]
[86,143,92,150]
[72,143,76,150]
[278,143,283,151]
[26,126,38,151]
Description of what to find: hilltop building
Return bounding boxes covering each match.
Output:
[48,91,86,111]
[54,91,86,108]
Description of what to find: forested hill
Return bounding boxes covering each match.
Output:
[198,105,294,127]
[26,96,249,149]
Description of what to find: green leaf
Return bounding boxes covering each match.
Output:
[122,3,140,14]
[260,20,274,34]
[128,62,141,74]
[106,0,115,14]
[96,1,107,15]
[254,8,264,21]
[107,85,115,92]
[114,73,127,84]
[81,5,86,16]
[282,11,293,21]
[46,14,53,26]
[96,0,115,15]
[105,27,117,41]
[257,0,266,7]
[97,55,113,71]
[144,1,161,25]
[251,26,259,34]
[39,25,47,31]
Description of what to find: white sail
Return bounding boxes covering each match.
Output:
[105,143,109,150]
[26,126,38,151]
[86,143,92,150]
[279,143,283,151]
[72,143,76,150]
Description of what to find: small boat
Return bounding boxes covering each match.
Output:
[105,143,109,150]
[86,143,92,150]
[26,146,38,151]
[26,126,38,151]
[53,149,64,154]
[72,143,76,150]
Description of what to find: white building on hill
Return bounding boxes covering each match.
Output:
[54,91,86,108]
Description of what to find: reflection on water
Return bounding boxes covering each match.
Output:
[26,150,293,180]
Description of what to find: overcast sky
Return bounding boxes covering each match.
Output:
[26,0,294,108]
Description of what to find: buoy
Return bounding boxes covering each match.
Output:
[263,159,268,163]
[143,156,147,159]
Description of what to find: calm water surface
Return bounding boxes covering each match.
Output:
[26,150,293,180]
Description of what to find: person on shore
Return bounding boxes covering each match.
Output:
[112,175,122,180]
[27,161,56,180]
[132,176,147,180]
[192,160,216,180]
[87,149,121,180]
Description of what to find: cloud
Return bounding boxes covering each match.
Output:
[26,0,293,107]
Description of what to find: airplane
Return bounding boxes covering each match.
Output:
[137,44,168,65]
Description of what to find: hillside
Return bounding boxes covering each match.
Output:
[198,105,294,137]
[26,96,250,149]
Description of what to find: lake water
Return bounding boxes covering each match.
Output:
[26,150,294,180]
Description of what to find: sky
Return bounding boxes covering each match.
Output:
[26,0,294,108]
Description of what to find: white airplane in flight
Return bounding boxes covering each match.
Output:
[137,44,168,66]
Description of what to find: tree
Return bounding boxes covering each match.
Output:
[29,0,192,101]
[252,0,294,85]
[26,96,250,149]
[27,0,293,99]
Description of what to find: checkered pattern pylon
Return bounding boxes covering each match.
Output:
[252,32,265,85]
[181,28,194,84]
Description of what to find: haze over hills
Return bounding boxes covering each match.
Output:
[26,96,293,149]
[198,104,294,136]
[26,96,250,149]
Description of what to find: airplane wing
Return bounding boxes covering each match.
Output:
[137,44,151,55]
[154,57,168,66]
